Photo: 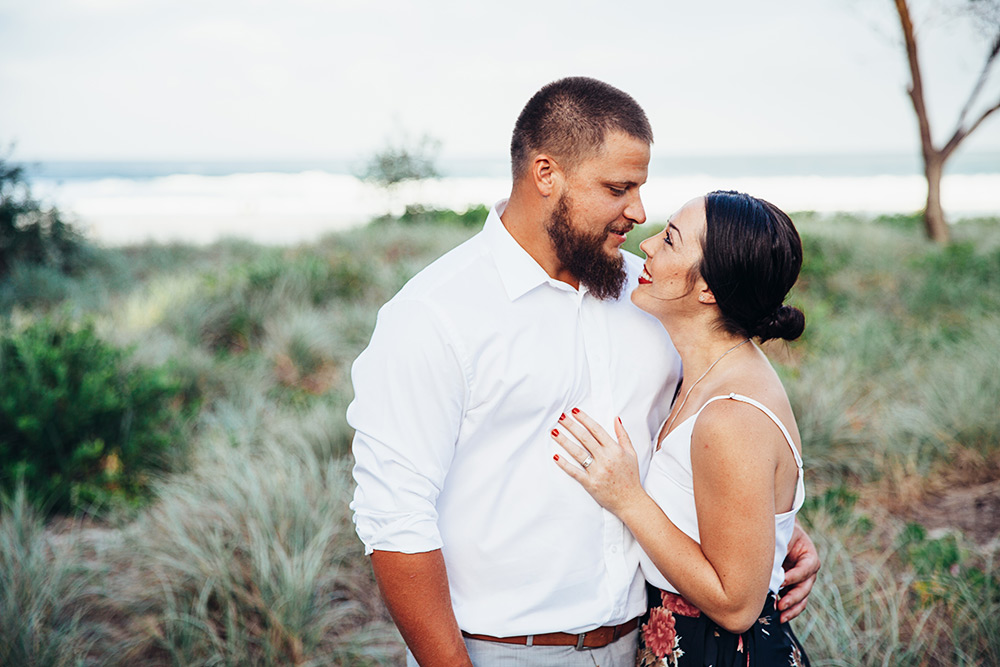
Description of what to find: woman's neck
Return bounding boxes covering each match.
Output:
[668,324,752,389]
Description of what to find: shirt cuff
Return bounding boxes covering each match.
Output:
[353,510,444,556]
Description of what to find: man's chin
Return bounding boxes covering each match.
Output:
[603,243,624,260]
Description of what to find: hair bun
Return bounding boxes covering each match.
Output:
[753,305,805,342]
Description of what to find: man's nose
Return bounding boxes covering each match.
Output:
[626,192,646,225]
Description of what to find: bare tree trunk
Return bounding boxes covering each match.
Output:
[893,0,1000,243]
[895,0,949,243]
[923,155,949,243]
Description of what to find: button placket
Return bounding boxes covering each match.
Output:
[579,294,631,613]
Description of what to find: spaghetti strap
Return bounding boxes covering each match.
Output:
[695,393,802,468]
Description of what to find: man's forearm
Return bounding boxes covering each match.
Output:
[371,549,473,667]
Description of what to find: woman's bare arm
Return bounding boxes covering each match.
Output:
[552,405,785,633]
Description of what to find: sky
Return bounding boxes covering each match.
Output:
[2,0,999,166]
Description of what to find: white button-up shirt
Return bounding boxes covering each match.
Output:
[349,200,680,637]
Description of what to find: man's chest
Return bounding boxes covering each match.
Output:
[458,294,679,460]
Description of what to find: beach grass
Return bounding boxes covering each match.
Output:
[1,210,998,665]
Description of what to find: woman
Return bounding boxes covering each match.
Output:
[552,190,811,666]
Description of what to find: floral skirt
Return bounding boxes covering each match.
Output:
[637,585,810,667]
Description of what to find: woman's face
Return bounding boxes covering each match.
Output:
[631,196,709,317]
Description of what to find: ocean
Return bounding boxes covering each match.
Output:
[22,152,1000,246]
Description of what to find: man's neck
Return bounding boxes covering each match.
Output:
[499,192,578,289]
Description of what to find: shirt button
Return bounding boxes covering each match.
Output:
[610,545,618,554]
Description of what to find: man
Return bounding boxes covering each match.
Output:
[349,77,819,667]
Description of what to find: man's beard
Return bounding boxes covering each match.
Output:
[545,193,627,301]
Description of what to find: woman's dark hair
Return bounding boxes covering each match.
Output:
[700,190,805,342]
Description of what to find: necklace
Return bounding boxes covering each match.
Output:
[661,338,751,442]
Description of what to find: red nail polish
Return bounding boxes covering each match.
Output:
[617,416,623,425]
[559,413,566,421]
[571,407,580,415]
[553,454,559,461]
[551,428,559,437]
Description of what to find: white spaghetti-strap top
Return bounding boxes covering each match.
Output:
[639,392,806,595]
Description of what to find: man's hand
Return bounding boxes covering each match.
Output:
[778,522,821,623]
[371,550,473,667]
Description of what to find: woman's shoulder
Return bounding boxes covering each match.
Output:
[691,398,782,452]
[690,372,800,457]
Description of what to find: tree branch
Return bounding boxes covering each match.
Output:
[955,32,1000,135]
[943,95,1000,160]
[895,0,936,158]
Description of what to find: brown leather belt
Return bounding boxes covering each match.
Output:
[462,617,639,651]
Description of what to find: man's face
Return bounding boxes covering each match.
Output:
[545,131,650,300]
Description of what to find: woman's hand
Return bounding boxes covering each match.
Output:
[551,409,645,516]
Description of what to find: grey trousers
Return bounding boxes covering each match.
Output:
[405,629,639,667]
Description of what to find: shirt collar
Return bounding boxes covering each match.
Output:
[484,199,577,301]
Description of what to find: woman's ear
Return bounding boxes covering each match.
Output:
[697,288,716,305]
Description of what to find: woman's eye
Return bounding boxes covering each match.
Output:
[664,231,673,246]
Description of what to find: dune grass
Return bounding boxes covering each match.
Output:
[0,211,998,665]
[0,485,98,667]
[86,438,399,666]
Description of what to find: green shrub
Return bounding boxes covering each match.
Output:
[0,318,195,515]
[898,523,962,578]
[0,252,129,315]
[357,134,440,189]
[394,204,490,228]
[801,485,863,530]
[0,157,90,279]
[873,211,924,229]
[0,157,138,314]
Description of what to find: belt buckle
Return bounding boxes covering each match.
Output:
[574,632,587,651]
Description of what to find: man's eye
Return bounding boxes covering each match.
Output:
[609,187,626,196]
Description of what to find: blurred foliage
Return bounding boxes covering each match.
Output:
[0,318,197,515]
[357,134,440,188]
[0,485,97,666]
[783,215,1000,482]
[0,252,131,316]
[909,241,1000,311]
[805,500,1000,665]
[374,203,490,228]
[621,222,662,258]
[800,484,872,534]
[171,249,369,355]
[0,155,132,315]
[873,211,924,230]
[896,519,1000,654]
[797,234,854,293]
[0,156,91,279]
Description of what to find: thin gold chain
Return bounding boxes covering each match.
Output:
[662,338,751,441]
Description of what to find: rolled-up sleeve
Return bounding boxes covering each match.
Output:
[347,297,468,555]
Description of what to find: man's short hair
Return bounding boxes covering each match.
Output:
[510,77,653,181]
